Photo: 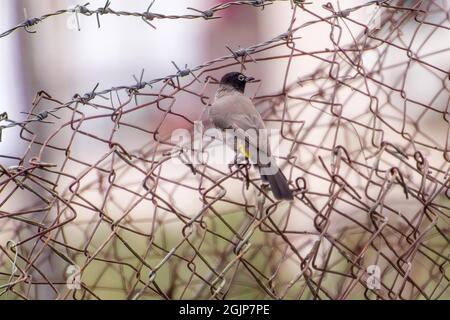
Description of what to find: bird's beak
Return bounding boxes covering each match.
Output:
[245,76,255,82]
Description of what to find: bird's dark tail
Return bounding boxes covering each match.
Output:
[261,168,293,201]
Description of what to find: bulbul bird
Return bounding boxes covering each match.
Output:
[208,72,294,200]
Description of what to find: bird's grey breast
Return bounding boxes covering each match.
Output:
[209,93,265,130]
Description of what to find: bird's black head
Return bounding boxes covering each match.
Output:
[219,72,254,93]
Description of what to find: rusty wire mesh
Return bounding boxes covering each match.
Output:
[0,0,449,300]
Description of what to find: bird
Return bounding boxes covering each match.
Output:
[208,71,293,200]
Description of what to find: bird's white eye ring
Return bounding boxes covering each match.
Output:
[238,74,245,81]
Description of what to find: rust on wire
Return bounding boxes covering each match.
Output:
[0,0,449,300]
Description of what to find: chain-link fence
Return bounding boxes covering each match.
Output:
[0,0,449,300]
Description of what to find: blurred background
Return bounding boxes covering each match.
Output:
[0,0,448,300]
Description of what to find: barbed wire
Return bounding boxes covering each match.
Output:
[0,0,389,138]
[0,0,280,38]
[0,0,449,300]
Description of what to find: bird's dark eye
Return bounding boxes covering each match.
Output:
[238,75,245,81]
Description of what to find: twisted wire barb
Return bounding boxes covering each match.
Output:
[0,0,449,300]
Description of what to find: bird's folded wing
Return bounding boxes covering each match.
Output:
[230,120,272,167]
